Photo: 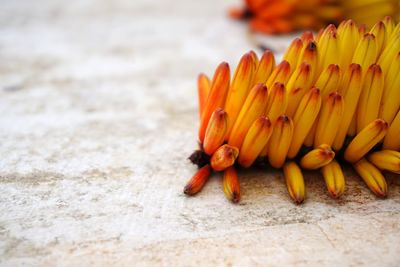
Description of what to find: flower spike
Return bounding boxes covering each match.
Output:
[186,17,400,204]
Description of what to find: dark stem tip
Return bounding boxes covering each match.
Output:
[188,150,210,168]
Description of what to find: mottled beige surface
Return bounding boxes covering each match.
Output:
[0,0,399,266]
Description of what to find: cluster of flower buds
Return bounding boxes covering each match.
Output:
[184,17,400,204]
[229,0,399,34]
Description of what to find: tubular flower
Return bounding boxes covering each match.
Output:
[185,18,400,204]
[228,0,399,34]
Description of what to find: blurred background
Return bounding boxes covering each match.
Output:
[0,0,399,266]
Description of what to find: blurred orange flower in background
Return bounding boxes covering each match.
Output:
[230,0,400,34]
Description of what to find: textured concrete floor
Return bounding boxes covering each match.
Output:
[0,0,400,266]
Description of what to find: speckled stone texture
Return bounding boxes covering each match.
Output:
[0,0,399,266]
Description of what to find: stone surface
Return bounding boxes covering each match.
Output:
[0,0,399,266]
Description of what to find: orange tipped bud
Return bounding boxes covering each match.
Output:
[283,161,305,204]
[318,24,337,40]
[344,119,388,163]
[203,108,228,155]
[253,50,275,84]
[225,53,256,135]
[197,73,210,119]
[353,158,387,198]
[210,144,239,171]
[314,92,344,147]
[333,64,363,151]
[337,20,360,70]
[228,83,269,149]
[321,160,345,198]
[199,62,230,143]
[339,63,362,95]
[382,16,395,37]
[265,82,287,122]
[316,28,324,42]
[315,64,340,98]
[288,87,322,158]
[358,24,367,35]
[300,31,314,45]
[300,144,335,170]
[317,28,339,74]
[369,150,400,174]
[249,50,259,67]
[267,115,294,168]
[238,116,273,168]
[184,164,212,196]
[296,41,318,80]
[370,21,387,55]
[282,38,303,69]
[286,62,313,117]
[223,166,241,203]
[352,33,377,73]
[265,60,291,89]
[356,64,384,133]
